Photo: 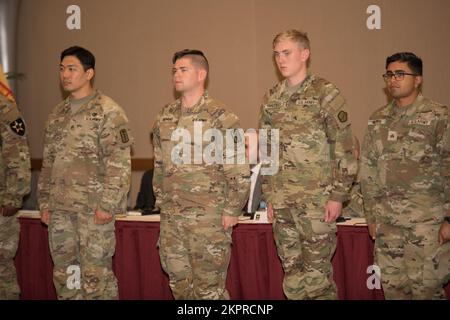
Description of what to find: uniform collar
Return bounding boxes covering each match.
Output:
[386,93,424,118]
[62,89,101,114]
[281,73,314,96]
[178,90,209,114]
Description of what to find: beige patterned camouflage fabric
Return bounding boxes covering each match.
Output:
[153,91,250,299]
[38,90,132,299]
[360,94,450,299]
[259,75,357,299]
[0,95,31,299]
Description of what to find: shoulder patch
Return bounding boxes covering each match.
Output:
[119,128,130,143]
[115,123,133,148]
[337,110,348,123]
[9,118,26,136]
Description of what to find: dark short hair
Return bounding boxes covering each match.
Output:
[172,49,209,73]
[386,52,422,75]
[61,46,95,71]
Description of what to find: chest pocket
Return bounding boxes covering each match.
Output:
[292,97,323,127]
[48,115,70,148]
[160,121,178,167]
[263,100,285,127]
[284,98,328,166]
[178,116,215,165]
[405,112,435,162]
[378,113,436,167]
[66,113,102,156]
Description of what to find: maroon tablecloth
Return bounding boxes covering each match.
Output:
[14,218,450,300]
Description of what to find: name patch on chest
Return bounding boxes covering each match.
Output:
[368,119,387,126]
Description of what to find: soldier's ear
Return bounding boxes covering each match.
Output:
[86,68,95,81]
[198,69,207,82]
[300,48,310,63]
[414,75,423,89]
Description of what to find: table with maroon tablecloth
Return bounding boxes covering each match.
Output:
[14,216,450,300]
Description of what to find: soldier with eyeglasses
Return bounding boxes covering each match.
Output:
[360,52,450,299]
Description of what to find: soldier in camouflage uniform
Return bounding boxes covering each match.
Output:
[153,49,250,299]
[360,52,450,299]
[259,30,357,299]
[0,94,31,299]
[37,46,132,300]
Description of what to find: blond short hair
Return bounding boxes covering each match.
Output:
[273,29,310,50]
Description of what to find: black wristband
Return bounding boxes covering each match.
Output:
[444,216,450,224]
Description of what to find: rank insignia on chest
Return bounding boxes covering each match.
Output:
[387,130,398,141]
[337,110,348,123]
[289,93,301,102]
[9,118,26,136]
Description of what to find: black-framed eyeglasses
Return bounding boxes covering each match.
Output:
[382,71,419,81]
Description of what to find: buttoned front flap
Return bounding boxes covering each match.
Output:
[405,110,436,161]
[159,114,179,168]
[377,109,439,193]
[67,110,102,157]
[285,95,328,165]
[48,108,101,210]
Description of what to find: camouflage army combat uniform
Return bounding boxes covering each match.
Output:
[38,90,132,299]
[259,75,357,299]
[0,95,31,299]
[360,94,450,299]
[153,91,250,299]
[341,180,365,218]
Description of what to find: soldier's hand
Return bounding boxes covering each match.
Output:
[40,210,51,225]
[438,220,450,245]
[267,203,274,223]
[324,200,342,223]
[368,223,377,240]
[222,215,238,231]
[1,206,19,217]
[94,210,113,225]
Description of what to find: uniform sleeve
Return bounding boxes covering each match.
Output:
[37,121,54,212]
[0,101,31,207]
[323,86,357,203]
[360,124,382,224]
[258,95,275,205]
[151,112,166,209]
[98,107,132,215]
[220,113,250,217]
[436,106,450,217]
